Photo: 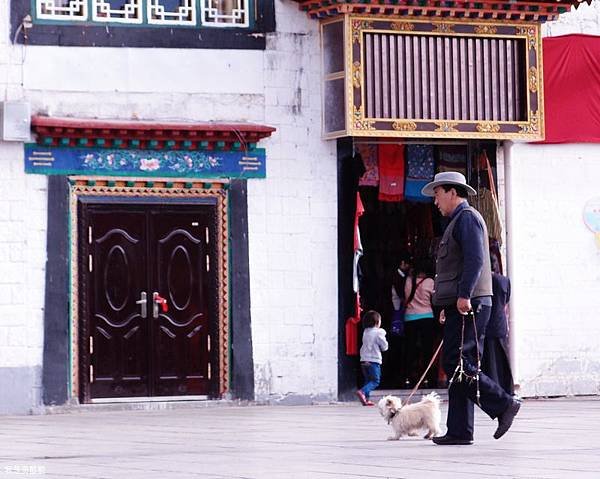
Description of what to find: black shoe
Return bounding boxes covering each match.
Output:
[432,434,473,445]
[494,399,522,440]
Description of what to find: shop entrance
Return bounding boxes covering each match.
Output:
[78,201,219,401]
[345,140,502,392]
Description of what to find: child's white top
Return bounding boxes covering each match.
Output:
[360,327,389,364]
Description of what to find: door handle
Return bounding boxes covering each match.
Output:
[153,292,169,318]
[136,292,147,318]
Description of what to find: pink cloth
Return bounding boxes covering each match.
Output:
[404,277,434,316]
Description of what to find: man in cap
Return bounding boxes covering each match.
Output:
[421,171,521,445]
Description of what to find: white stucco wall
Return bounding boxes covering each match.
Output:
[507,0,600,397]
[0,7,47,413]
[543,0,600,36]
[248,4,338,404]
[0,0,337,409]
[505,143,600,397]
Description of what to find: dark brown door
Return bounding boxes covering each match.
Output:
[150,210,213,396]
[81,203,216,400]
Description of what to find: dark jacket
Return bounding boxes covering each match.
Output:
[487,273,511,338]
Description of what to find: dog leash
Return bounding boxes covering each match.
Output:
[400,339,444,409]
[447,310,481,406]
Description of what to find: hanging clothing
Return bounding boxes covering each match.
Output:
[405,144,435,202]
[345,295,362,356]
[405,203,434,258]
[438,145,467,176]
[378,144,405,202]
[347,192,365,356]
[470,187,503,246]
[351,149,367,185]
[353,192,365,293]
[357,143,379,187]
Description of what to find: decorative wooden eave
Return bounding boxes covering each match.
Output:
[292,0,592,22]
[31,116,276,151]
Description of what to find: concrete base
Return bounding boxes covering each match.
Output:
[0,366,42,415]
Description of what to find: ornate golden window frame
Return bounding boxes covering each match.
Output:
[322,14,544,140]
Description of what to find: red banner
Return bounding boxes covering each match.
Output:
[542,34,600,144]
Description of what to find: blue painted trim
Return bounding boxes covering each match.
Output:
[24,144,266,179]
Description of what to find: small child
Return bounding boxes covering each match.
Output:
[356,310,389,406]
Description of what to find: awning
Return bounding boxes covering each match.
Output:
[26,116,276,179]
[31,116,275,151]
[292,0,592,22]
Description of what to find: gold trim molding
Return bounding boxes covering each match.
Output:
[474,25,498,35]
[391,21,415,32]
[352,61,362,89]
[353,105,375,130]
[519,110,540,134]
[352,19,372,43]
[435,121,459,133]
[529,66,538,93]
[476,122,501,133]
[392,120,418,132]
[517,25,538,50]
[433,22,455,34]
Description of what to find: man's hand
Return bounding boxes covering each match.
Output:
[439,309,446,325]
[457,297,472,315]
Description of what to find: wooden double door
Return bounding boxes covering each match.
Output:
[79,201,218,401]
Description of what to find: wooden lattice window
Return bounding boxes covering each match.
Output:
[34,0,250,27]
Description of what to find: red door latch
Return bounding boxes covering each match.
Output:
[154,293,169,313]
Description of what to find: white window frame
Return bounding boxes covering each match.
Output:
[34,0,252,28]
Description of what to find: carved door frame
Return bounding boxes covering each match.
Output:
[69,179,230,403]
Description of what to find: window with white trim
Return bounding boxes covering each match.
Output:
[14,0,273,48]
[34,0,251,27]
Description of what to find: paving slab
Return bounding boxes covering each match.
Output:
[0,397,599,478]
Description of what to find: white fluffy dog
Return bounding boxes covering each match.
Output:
[377,392,442,440]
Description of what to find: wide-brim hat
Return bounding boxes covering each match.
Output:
[421,171,477,197]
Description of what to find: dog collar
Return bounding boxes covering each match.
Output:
[387,411,398,424]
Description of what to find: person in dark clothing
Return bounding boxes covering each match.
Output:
[387,255,411,385]
[421,171,521,446]
[481,253,515,396]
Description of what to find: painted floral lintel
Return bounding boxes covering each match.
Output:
[24,145,266,179]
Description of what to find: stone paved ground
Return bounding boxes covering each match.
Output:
[0,397,599,478]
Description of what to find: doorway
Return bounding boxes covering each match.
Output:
[338,138,503,396]
[78,200,219,401]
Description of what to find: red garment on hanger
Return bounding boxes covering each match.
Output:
[354,192,364,250]
[347,192,365,356]
[345,295,362,356]
[378,144,405,202]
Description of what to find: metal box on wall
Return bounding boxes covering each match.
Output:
[1,101,31,142]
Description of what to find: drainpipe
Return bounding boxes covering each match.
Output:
[502,140,519,393]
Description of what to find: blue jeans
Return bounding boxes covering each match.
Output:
[360,362,381,399]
